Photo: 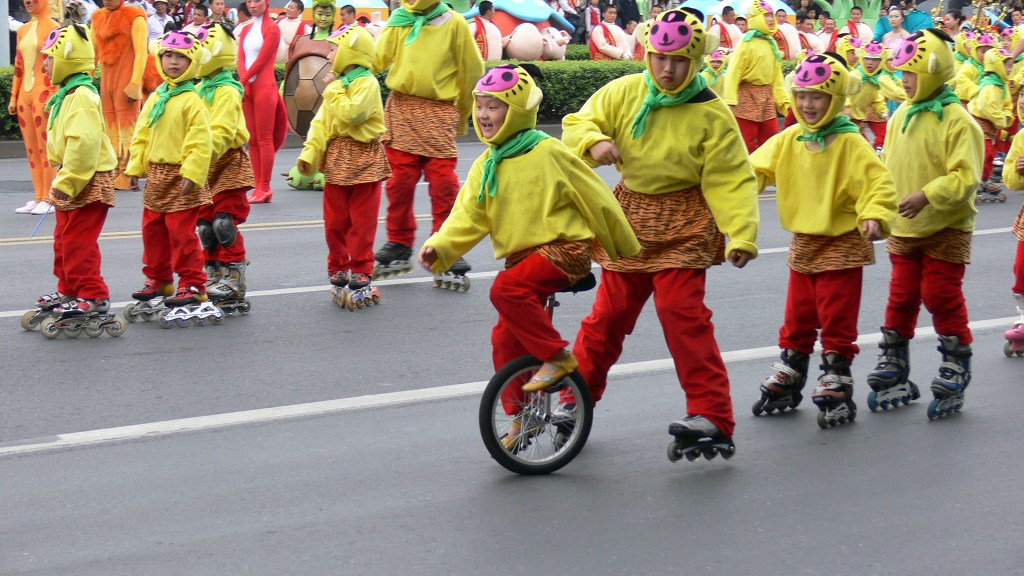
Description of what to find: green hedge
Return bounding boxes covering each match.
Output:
[0,59,800,139]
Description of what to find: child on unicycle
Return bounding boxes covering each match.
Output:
[418,63,639,449]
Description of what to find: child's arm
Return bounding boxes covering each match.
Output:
[562,81,621,166]
[772,61,790,117]
[916,114,984,214]
[850,143,898,239]
[746,131,781,193]
[720,42,746,106]
[558,146,640,261]
[208,87,243,162]
[335,77,380,127]
[50,92,104,199]
[296,85,335,175]
[879,74,906,102]
[700,110,760,260]
[179,100,213,188]
[1004,129,1024,190]
[420,160,490,274]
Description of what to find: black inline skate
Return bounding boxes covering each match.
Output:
[752,348,809,415]
[158,286,224,328]
[866,327,920,411]
[334,272,381,311]
[812,352,857,429]
[21,292,73,330]
[975,180,1007,203]
[434,257,472,292]
[40,298,127,339]
[927,335,972,420]
[123,279,175,323]
[667,415,736,462]
[373,241,413,279]
[208,261,251,316]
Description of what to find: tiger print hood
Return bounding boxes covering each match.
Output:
[150,29,212,84]
[328,24,376,75]
[645,8,718,96]
[196,23,238,78]
[473,64,543,146]
[790,52,860,131]
[747,0,777,35]
[891,28,955,103]
[41,24,95,85]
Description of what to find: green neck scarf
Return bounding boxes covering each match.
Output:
[388,3,449,45]
[198,69,244,106]
[978,72,1007,99]
[795,114,859,151]
[954,52,967,63]
[857,64,881,88]
[340,65,373,88]
[704,66,724,86]
[478,129,549,201]
[743,29,782,62]
[44,73,97,130]
[630,70,707,139]
[147,81,197,127]
[901,84,960,133]
[967,57,983,76]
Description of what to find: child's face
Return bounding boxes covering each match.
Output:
[795,90,831,125]
[864,58,880,73]
[475,95,509,140]
[901,70,918,99]
[846,49,858,66]
[978,45,992,61]
[649,53,691,92]
[42,55,53,81]
[161,51,190,80]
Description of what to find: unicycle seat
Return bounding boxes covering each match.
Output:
[560,272,596,294]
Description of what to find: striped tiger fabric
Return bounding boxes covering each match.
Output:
[143,162,213,213]
[206,146,254,197]
[324,136,392,186]
[972,115,998,143]
[593,181,724,273]
[732,82,776,122]
[1013,203,1024,241]
[506,239,593,284]
[382,91,460,159]
[887,228,972,264]
[50,170,115,211]
[787,230,874,275]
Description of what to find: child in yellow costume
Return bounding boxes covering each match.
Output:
[700,49,727,95]
[998,103,1024,354]
[372,0,485,289]
[952,30,995,103]
[10,0,59,215]
[721,0,789,153]
[749,51,897,428]
[848,40,905,151]
[297,25,392,309]
[868,28,983,420]
[968,47,1014,202]
[418,64,638,450]
[36,24,119,321]
[195,23,256,306]
[126,30,214,313]
[563,8,759,462]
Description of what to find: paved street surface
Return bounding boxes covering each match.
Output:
[1,139,1022,575]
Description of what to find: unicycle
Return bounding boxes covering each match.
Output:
[478,273,596,475]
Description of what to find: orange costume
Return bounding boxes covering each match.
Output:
[91,0,161,190]
[9,0,58,205]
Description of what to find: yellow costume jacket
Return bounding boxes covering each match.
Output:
[298,75,386,168]
[126,86,212,186]
[46,88,118,197]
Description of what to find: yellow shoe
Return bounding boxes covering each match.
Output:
[500,419,544,452]
[522,350,579,392]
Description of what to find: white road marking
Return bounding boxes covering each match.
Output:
[0,316,1015,458]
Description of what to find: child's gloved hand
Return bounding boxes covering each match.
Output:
[898,190,929,219]
[297,159,312,176]
[418,246,438,271]
[861,219,882,241]
[589,140,621,166]
[129,175,140,191]
[727,249,752,269]
[180,178,195,196]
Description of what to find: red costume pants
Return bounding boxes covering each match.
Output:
[779,267,863,360]
[884,253,972,344]
[864,121,886,149]
[383,147,459,247]
[53,202,110,299]
[1013,239,1024,295]
[141,207,207,289]
[242,75,284,194]
[199,188,250,263]
[983,138,997,181]
[572,268,736,438]
[735,117,779,154]
[323,181,382,275]
[490,253,573,414]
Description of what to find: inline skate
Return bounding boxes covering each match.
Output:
[21,292,73,330]
[158,286,224,328]
[866,327,921,411]
[40,298,126,339]
[208,261,252,316]
[1003,294,1024,357]
[667,415,736,462]
[975,180,1007,203]
[123,279,175,323]
[752,348,809,415]
[812,352,857,429]
[927,335,972,420]
[434,257,471,292]
[332,272,381,311]
[373,241,413,278]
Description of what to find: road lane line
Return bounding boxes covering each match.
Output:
[0,316,1014,458]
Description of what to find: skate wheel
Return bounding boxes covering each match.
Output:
[239,300,251,314]
[106,317,127,337]
[751,397,766,416]
[685,449,701,462]
[85,324,104,338]
[1006,342,1014,358]
[927,399,940,420]
[40,317,60,339]
[158,310,173,329]
[720,445,736,460]
[702,447,718,461]
[123,302,139,323]
[21,310,41,331]
[667,441,683,463]
[867,391,879,412]
[62,324,83,338]
[192,316,207,327]
[890,397,901,408]
[371,293,381,305]
[175,318,190,328]
[817,412,829,430]
[211,314,224,325]
[460,278,471,292]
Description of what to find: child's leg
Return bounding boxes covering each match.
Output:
[211,188,251,263]
[197,203,217,261]
[779,269,820,356]
[164,207,208,290]
[573,269,654,403]
[883,252,924,339]
[734,117,760,154]
[53,208,72,295]
[869,121,887,149]
[383,147,424,247]
[1014,239,1024,295]
[757,118,780,150]
[921,255,972,344]
[323,182,353,273]
[347,181,383,275]
[60,202,111,300]
[652,267,734,439]
[141,208,174,284]
[983,138,996,181]
[815,267,863,359]
[422,156,459,235]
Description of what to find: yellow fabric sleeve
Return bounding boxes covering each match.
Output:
[1003,129,1024,190]
[953,65,980,102]
[126,17,149,101]
[48,90,118,197]
[878,74,906,102]
[721,38,782,106]
[126,91,212,185]
[206,86,249,161]
[298,75,386,172]
[967,84,1013,129]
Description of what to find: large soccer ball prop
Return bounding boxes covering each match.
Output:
[282,36,337,138]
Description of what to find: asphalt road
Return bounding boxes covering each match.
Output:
[1,141,1023,575]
